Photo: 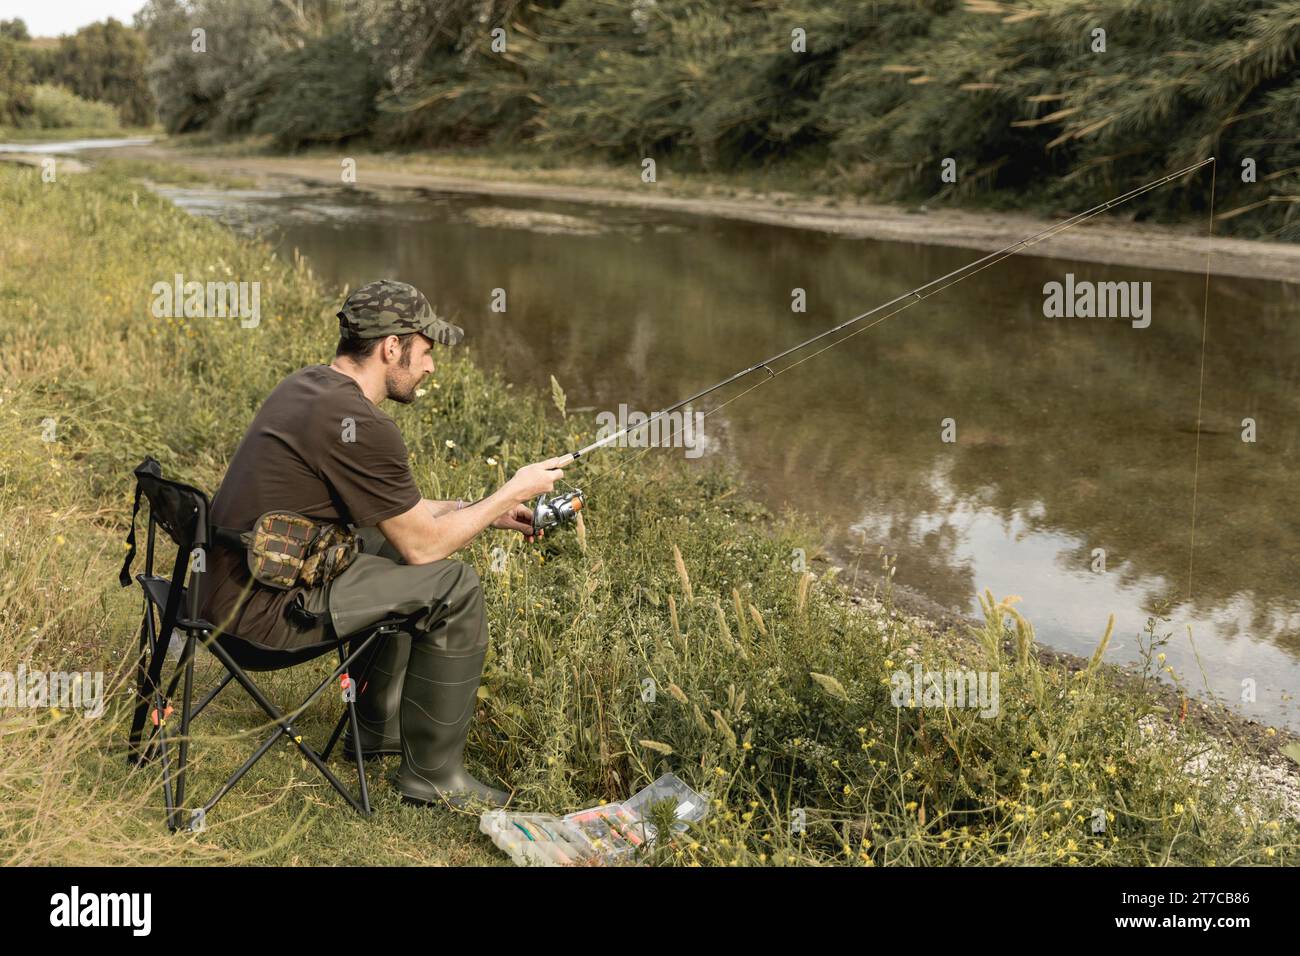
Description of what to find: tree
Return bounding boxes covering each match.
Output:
[137,0,338,133]
[0,19,30,42]
[0,36,34,124]
[45,19,155,126]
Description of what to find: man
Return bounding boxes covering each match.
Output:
[199,279,570,808]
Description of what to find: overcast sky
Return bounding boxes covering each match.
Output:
[0,1,147,37]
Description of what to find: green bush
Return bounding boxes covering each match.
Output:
[0,36,33,125]
[30,19,154,126]
[21,84,121,130]
[250,31,379,149]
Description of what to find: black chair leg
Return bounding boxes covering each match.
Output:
[174,631,197,814]
[157,631,199,830]
[321,710,349,761]
[340,645,371,813]
[198,724,286,823]
[146,629,193,764]
[198,634,378,817]
[157,706,177,830]
[128,605,157,762]
[192,671,234,720]
[129,602,185,828]
[146,625,393,827]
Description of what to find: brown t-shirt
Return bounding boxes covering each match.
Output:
[199,365,422,649]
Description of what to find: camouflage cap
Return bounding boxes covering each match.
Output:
[336,279,464,346]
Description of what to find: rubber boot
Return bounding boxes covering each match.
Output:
[395,644,510,809]
[343,629,411,759]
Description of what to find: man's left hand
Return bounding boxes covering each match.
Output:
[492,504,543,543]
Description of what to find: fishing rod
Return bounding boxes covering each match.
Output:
[530,157,1216,534]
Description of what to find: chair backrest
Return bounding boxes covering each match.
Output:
[120,457,214,621]
[121,459,223,771]
[138,469,212,558]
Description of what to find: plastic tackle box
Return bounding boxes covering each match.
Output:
[478,811,599,867]
[561,802,648,859]
[623,773,709,835]
[480,773,711,866]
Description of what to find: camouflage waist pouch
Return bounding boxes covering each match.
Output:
[239,511,359,590]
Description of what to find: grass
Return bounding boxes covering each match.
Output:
[0,161,1296,866]
[89,155,257,190]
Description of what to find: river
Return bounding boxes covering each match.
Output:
[149,176,1299,732]
[0,137,155,153]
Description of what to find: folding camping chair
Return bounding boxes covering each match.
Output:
[120,456,404,832]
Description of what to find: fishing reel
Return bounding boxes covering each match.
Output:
[532,488,585,535]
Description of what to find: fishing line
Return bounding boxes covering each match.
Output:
[532,158,1216,525]
[1186,158,1218,601]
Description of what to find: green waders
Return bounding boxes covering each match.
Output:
[328,527,509,809]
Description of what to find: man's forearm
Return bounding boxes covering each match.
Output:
[423,498,464,519]
[412,488,519,563]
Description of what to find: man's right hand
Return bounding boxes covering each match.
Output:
[379,454,574,565]
[507,455,572,503]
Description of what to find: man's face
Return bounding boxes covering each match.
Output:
[383,333,436,404]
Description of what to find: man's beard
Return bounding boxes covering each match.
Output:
[385,359,420,404]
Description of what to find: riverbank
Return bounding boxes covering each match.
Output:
[114,140,1300,284]
[2,159,1296,866]
[852,583,1300,825]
